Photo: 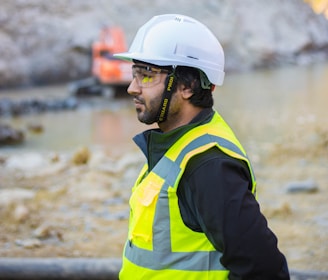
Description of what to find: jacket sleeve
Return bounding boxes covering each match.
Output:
[177,148,290,280]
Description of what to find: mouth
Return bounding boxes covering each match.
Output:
[133,98,144,109]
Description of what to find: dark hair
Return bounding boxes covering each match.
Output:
[133,60,214,108]
[173,66,214,108]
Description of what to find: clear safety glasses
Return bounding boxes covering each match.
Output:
[132,65,170,88]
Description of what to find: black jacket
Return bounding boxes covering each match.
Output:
[133,108,290,280]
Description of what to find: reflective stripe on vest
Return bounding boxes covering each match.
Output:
[120,111,256,279]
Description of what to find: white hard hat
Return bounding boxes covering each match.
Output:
[114,14,225,86]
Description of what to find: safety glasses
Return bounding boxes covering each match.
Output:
[132,65,170,88]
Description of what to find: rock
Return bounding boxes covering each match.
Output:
[5,153,45,170]
[96,153,143,174]
[49,153,60,163]
[72,146,91,165]
[0,98,13,116]
[285,179,319,193]
[4,152,68,179]
[263,202,292,219]
[33,223,55,239]
[27,122,44,133]
[15,238,42,249]
[0,97,79,117]
[0,124,25,145]
[13,204,30,222]
[0,189,35,206]
[32,223,64,242]
[62,96,79,110]
[0,155,7,164]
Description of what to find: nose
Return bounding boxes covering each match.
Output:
[127,78,141,96]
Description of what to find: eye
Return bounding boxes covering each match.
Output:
[138,70,156,82]
[132,65,166,88]
[141,72,154,83]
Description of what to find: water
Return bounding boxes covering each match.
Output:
[215,62,328,144]
[1,102,149,153]
[0,62,327,154]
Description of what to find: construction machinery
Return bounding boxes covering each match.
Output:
[69,26,132,97]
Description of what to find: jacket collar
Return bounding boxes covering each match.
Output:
[133,108,214,169]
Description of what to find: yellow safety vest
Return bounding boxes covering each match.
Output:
[119,111,256,280]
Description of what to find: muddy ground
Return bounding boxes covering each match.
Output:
[0,92,327,274]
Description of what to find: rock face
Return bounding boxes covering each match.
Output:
[1,0,328,88]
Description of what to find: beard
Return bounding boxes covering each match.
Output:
[135,94,162,125]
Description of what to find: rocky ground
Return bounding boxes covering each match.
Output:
[0,112,327,276]
[0,146,142,258]
[0,68,328,278]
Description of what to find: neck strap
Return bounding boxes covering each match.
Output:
[157,71,176,123]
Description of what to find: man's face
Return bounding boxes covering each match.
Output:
[127,63,169,125]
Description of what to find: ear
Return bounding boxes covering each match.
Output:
[179,85,193,100]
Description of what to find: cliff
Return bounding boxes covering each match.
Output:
[1,0,328,88]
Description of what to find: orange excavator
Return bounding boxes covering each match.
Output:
[69,26,132,97]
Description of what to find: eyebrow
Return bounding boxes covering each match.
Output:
[132,65,170,74]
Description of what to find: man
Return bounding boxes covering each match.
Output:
[114,14,290,279]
